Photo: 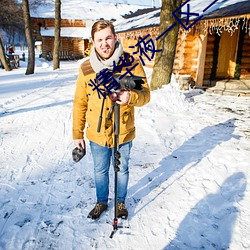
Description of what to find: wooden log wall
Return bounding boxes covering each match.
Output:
[173,32,199,80]
[32,18,86,29]
[119,37,138,54]
[117,27,159,68]
[203,33,216,82]
[173,33,185,75]
[41,37,87,58]
[41,37,53,58]
[61,38,74,52]
[240,35,250,79]
[72,38,88,56]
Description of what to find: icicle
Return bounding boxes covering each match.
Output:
[224,18,236,36]
[203,20,208,37]
[215,26,222,36]
[230,18,240,36]
[245,17,249,34]
[248,19,250,36]
[242,16,246,31]
[208,19,214,35]
[247,17,250,36]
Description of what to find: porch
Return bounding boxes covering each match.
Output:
[205,79,250,97]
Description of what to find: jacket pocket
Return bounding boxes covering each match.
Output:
[120,106,135,134]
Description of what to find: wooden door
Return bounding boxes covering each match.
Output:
[216,30,239,78]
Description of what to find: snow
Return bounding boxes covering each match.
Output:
[178,0,250,18]
[114,9,160,33]
[30,0,153,20]
[0,48,250,250]
[40,27,92,39]
[93,0,162,7]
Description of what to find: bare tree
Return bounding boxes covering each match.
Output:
[22,0,35,75]
[151,0,181,90]
[0,37,11,71]
[29,0,47,8]
[53,0,61,70]
[0,0,23,71]
[0,0,24,37]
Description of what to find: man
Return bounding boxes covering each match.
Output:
[72,20,150,220]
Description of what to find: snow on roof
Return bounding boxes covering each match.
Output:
[114,8,160,32]
[40,27,91,39]
[114,0,250,33]
[180,0,250,19]
[204,1,250,19]
[30,0,152,20]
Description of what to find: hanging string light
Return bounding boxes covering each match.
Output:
[242,16,250,35]
[180,15,250,37]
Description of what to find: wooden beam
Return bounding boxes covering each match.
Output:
[195,33,208,87]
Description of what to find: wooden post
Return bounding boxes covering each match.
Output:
[195,33,208,88]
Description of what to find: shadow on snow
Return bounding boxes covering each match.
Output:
[0,100,73,117]
[164,172,247,249]
[128,118,239,213]
[126,118,244,247]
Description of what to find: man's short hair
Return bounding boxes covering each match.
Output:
[91,20,116,40]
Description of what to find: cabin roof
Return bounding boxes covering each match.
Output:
[203,1,250,19]
[114,0,250,33]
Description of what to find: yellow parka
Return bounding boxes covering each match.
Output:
[72,52,150,148]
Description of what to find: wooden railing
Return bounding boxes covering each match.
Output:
[46,51,83,61]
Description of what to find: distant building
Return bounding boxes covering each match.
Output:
[30,0,152,60]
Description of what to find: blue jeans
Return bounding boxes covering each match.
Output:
[90,141,132,205]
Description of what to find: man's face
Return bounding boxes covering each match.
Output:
[93,27,117,60]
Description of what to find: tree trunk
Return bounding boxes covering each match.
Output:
[151,0,181,90]
[53,0,61,70]
[0,37,11,71]
[22,0,35,75]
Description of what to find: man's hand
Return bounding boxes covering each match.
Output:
[74,139,85,149]
[72,139,86,162]
[116,90,130,105]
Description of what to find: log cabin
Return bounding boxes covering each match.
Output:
[114,0,250,94]
[31,18,92,60]
[30,1,153,60]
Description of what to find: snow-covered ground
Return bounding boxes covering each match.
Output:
[0,49,250,250]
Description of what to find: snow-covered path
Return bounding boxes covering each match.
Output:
[0,58,249,249]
